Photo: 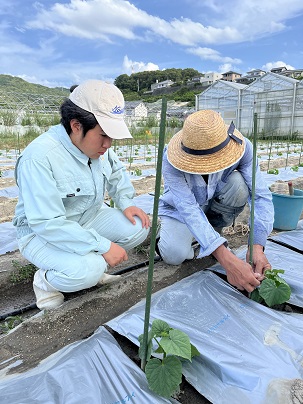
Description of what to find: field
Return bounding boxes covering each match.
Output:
[0,122,303,403]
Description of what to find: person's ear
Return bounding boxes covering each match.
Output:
[70,119,82,134]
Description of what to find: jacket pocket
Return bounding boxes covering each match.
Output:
[57,179,95,215]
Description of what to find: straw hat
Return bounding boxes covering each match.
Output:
[167,110,245,174]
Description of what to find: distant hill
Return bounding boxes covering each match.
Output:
[0,74,69,96]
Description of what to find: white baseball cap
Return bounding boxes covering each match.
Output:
[69,79,132,139]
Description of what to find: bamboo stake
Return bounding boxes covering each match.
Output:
[249,113,258,266]
[141,97,167,371]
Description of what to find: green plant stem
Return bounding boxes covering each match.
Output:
[141,97,167,371]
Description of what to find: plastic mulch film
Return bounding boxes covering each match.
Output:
[0,326,177,404]
[107,271,303,404]
[268,220,303,252]
[262,166,303,187]
[209,239,303,308]
[0,222,18,255]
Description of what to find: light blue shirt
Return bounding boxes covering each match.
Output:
[159,139,274,257]
[13,124,135,255]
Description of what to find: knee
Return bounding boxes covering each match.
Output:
[222,171,249,207]
[158,241,188,265]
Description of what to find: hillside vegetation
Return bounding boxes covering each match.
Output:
[115,68,205,105]
[0,74,69,96]
[0,68,205,105]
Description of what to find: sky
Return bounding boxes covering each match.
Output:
[1,0,303,89]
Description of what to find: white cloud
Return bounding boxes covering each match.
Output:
[218,63,240,73]
[122,55,159,75]
[262,61,296,71]
[187,47,241,64]
[25,0,303,47]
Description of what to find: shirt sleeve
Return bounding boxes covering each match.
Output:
[15,158,112,255]
[162,154,227,257]
[106,149,136,212]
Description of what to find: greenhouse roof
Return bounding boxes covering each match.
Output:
[245,71,303,92]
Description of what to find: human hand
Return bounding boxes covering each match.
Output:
[123,206,150,229]
[246,244,272,279]
[212,244,260,293]
[102,242,128,267]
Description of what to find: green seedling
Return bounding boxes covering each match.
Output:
[291,165,299,172]
[134,168,142,176]
[139,319,200,398]
[250,269,291,307]
[0,316,23,333]
[9,260,37,284]
[267,168,279,175]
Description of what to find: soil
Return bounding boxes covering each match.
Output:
[0,160,303,403]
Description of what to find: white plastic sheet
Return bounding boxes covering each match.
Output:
[268,219,303,252]
[0,222,18,255]
[107,271,303,404]
[209,239,303,308]
[0,326,177,404]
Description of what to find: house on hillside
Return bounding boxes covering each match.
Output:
[124,101,147,118]
[280,69,303,79]
[235,69,266,85]
[200,72,223,86]
[221,71,242,82]
[151,79,174,92]
[270,66,287,74]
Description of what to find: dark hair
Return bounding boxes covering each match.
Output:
[69,84,78,93]
[60,99,98,136]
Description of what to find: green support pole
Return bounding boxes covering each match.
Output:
[141,97,167,371]
[249,113,258,265]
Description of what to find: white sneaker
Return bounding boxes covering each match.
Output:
[98,273,121,286]
[33,270,64,310]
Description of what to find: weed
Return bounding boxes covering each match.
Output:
[9,260,37,284]
[0,316,23,333]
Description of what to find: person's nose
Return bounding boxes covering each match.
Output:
[103,137,112,148]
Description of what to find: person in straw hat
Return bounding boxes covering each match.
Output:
[157,109,274,293]
[13,79,150,310]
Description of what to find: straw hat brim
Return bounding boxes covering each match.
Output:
[167,125,245,174]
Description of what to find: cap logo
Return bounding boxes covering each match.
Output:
[111,105,124,114]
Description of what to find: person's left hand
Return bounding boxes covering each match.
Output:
[123,206,150,229]
[246,244,272,280]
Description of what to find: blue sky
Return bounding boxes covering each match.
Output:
[1,0,303,89]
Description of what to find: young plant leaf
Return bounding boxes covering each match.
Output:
[259,278,291,307]
[159,329,192,361]
[191,343,200,358]
[145,356,182,398]
[151,319,171,337]
[250,288,264,303]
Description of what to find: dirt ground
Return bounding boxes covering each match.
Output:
[0,162,303,403]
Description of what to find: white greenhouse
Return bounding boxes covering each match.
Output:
[196,72,303,139]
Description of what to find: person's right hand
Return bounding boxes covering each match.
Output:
[212,244,260,293]
[102,242,128,267]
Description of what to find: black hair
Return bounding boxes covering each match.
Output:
[60,99,98,136]
[69,84,78,93]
